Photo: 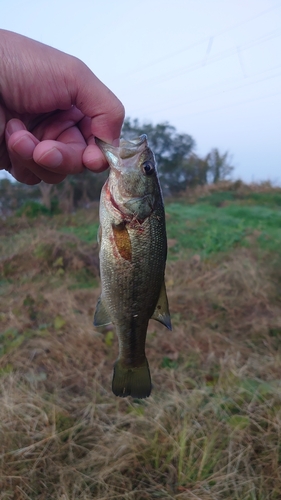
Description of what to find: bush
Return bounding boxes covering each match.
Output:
[16,200,60,218]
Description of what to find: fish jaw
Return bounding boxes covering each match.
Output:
[103,176,156,223]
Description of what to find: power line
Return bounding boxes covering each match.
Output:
[202,37,214,66]
[170,89,281,119]
[129,89,281,125]
[123,1,281,77]
[236,46,247,78]
[140,27,281,86]
[132,64,281,116]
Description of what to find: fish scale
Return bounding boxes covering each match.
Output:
[94,135,171,398]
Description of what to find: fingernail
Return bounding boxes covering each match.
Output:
[12,136,36,160]
[6,119,26,139]
[37,148,63,167]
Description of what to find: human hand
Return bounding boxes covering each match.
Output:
[0,30,125,184]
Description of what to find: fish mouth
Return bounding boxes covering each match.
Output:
[119,135,147,159]
[96,135,148,162]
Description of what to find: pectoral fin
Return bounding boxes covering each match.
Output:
[151,281,172,330]
[93,296,112,327]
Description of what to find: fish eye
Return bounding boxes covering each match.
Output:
[142,161,155,176]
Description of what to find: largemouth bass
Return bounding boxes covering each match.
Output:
[94,135,171,398]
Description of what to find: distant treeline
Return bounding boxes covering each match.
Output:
[0,118,233,217]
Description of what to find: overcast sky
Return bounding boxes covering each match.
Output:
[2,0,281,183]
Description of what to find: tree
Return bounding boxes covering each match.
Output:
[206,149,234,183]
[38,182,53,210]
[38,169,108,213]
[122,118,195,194]
[182,154,209,187]
[0,178,41,217]
[69,169,108,208]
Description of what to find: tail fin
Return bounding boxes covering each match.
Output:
[112,358,151,398]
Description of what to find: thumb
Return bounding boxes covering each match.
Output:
[70,59,125,144]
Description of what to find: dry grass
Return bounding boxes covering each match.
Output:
[184,179,281,202]
[1,210,281,499]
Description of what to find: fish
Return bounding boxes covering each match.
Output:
[93,135,171,398]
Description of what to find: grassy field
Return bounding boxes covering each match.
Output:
[1,183,281,499]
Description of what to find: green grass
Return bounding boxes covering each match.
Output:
[166,201,281,257]
[54,197,281,259]
[61,221,99,243]
[57,197,281,259]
